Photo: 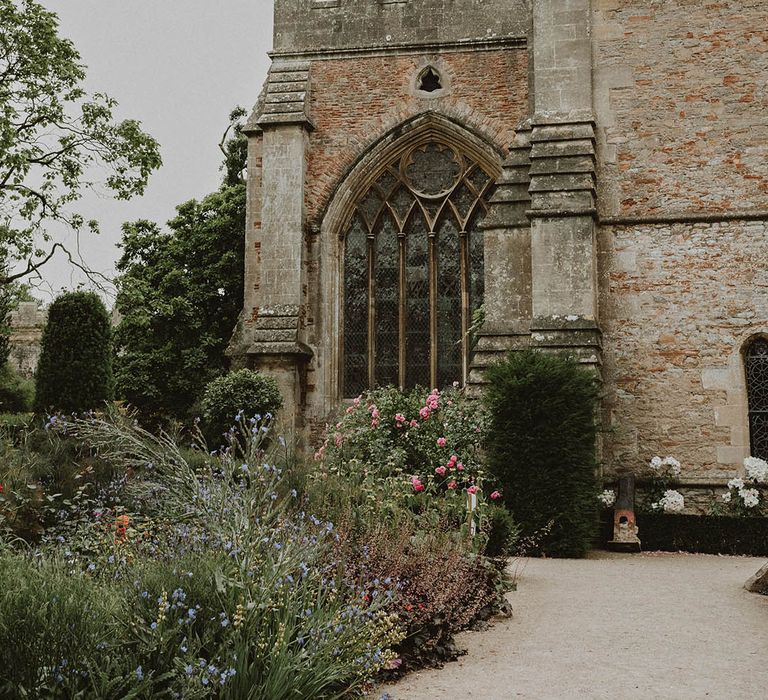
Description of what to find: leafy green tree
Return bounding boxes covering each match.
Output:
[113,184,245,423]
[218,106,248,187]
[0,0,161,285]
[34,291,114,414]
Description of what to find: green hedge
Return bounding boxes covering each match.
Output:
[600,512,768,556]
[34,292,113,414]
[484,350,599,558]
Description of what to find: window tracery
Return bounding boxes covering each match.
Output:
[342,140,493,396]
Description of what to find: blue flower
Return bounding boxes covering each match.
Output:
[135,666,144,681]
[187,608,197,620]
[185,664,193,676]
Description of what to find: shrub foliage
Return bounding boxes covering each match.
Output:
[201,369,282,442]
[484,350,599,557]
[34,291,113,414]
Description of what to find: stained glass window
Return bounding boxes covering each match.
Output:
[746,337,768,460]
[341,140,495,396]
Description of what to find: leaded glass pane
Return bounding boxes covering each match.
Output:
[468,211,485,316]
[746,338,768,460]
[405,214,430,389]
[376,169,399,198]
[468,166,490,194]
[374,214,400,387]
[359,189,383,229]
[343,217,369,397]
[436,217,462,388]
[389,186,413,224]
[450,181,476,223]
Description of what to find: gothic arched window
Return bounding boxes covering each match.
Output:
[746,337,768,460]
[342,140,495,397]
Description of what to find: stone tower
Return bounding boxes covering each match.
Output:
[234,0,768,495]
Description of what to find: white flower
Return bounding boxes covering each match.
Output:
[727,477,745,491]
[744,456,768,483]
[598,489,616,507]
[740,488,760,509]
[662,456,682,476]
[658,489,685,514]
[650,456,663,470]
[721,491,732,503]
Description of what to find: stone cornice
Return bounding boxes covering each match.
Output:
[269,35,527,62]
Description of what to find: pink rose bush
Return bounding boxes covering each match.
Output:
[315,385,502,540]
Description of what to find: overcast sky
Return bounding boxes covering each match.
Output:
[34,1,273,301]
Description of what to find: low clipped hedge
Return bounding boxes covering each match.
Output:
[600,512,768,556]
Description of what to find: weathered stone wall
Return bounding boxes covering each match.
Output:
[593,0,768,217]
[600,219,768,479]
[305,49,529,226]
[8,302,47,378]
[274,0,529,54]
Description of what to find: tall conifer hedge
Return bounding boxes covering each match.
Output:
[34,291,114,414]
[484,350,599,557]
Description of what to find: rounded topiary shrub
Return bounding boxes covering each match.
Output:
[484,349,599,558]
[34,291,114,414]
[201,368,282,442]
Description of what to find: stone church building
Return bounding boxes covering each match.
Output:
[230,0,768,490]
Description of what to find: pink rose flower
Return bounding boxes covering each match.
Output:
[435,466,447,476]
[456,463,464,472]
[411,477,425,492]
[490,490,502,500]
[334,432,343,447]
[419,407,431,420]
[448,454,457,466]
[353,397,361,407]
[447,480,457,490]
[409,419,419,428]
[436,437,447,447]
[467,485,479,495]
[345,406,354,414]
[395,413,406,425]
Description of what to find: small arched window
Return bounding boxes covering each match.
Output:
[342,140,494,397]
[745,337,768,460]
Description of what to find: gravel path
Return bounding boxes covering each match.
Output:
[380,552,768,699]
